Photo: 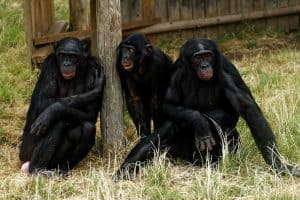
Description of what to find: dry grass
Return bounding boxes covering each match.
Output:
[1,0,300,199]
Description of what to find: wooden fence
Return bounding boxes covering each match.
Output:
[122,0,300,39]
[24,0,300,65]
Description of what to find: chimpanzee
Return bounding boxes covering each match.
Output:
[117,33,173,138]
[114,38,300,180]
[19,37,105,174]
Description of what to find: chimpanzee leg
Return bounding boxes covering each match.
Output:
[206,110,240,153]
[49,122,96,171]
[152,109,166,131]
[114,121,176,180]
[65,122,96,169]
[29,121,65,173]
[19,134,41,163]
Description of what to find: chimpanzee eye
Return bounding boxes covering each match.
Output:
[128,47,135,53]
[194,54,202,60]
[70,54,76,59]
[202,53,213,61]
[206,54,212,58]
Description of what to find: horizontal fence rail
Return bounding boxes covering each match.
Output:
[121,0,300,36]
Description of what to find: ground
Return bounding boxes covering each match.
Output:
[1,1,300,199]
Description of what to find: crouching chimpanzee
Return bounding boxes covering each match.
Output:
[114,38,300,180]
[19,37,105,174]
[117,33,173,138]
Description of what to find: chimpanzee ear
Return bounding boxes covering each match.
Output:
[145,43,153,56]
[53,41,59,52]
[81,38,91,57]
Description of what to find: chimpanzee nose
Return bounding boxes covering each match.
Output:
[201,62,209,68]
[122,55,129,59]
[63,60,72,67]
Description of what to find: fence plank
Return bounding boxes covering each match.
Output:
[206,0,219,38]
[24,0,34,65]
[193,0,206,37]
[121,0,130,23]
[167,0,181,21]
[193,0,205,18]
[278,0,289,30]
[180,0,194,38]
[143,0,155,19]
[278,0,289,7]
[206,0,218,17]
[218,0,229,16]
[41,1,53,33]
[69,0,90,30]
[288,0,300,30]
[181,0,193,20]
[265,0,278,29]
[241,0,252,14]
[130,0,142,21]
[253,0,264,11]
[218,0,232,36]
[229,0,241,14]
[252,0,265,30]
[267,0,278,8]
[155,0,168,21]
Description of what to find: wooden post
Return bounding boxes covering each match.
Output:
[24,0,34,65]
[91,0,124,154]
[69,0,90,31]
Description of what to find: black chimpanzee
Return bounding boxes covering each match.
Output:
[117,33,173,138]
[19,37,105,174]
[114,38,300,179]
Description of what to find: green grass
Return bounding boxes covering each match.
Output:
[1,0,300,199]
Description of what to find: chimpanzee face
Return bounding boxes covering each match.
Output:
[54,38,88,80]
[120,44,136,72]
[191,50,214,81]
[57,53,80,80]
[119,33,153,72]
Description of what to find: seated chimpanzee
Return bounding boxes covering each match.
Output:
[114,38,300,180]
[117,33,173,138]
[19,37,105,174]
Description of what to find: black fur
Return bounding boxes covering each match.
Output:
[114,38,300,180]
[19,38,105,173]
[117,33,174,137]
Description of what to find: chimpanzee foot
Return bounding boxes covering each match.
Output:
[21,161,30,174]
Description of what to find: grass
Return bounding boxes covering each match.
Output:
[1,0,300,199]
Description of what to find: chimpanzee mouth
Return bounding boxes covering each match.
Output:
[197,70,213,81]
[122,63,134,71]
[62,73,75,80]
[200,74,213,81]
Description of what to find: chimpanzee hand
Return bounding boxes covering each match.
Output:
[31,102,64,136]
[191,111,216,151]
[93,72,105,92]
[194,132,216,152]
[30,111,51,136]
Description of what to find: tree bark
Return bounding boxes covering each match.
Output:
[91,0,124,154]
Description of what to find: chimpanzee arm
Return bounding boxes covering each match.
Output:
[24,56,103,135]
[57,66,105,108]
[35,56,103,109]
[30,102,96,136]
[221,58,300,176]
[163,75,216,150]
[124,79,151,137]
[163,75,210,130]
[22,54,59,135]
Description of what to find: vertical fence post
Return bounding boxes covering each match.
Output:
[91,0,125,154]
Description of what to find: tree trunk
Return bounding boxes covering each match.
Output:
[69,0,90,31]
[91,0,124,154]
